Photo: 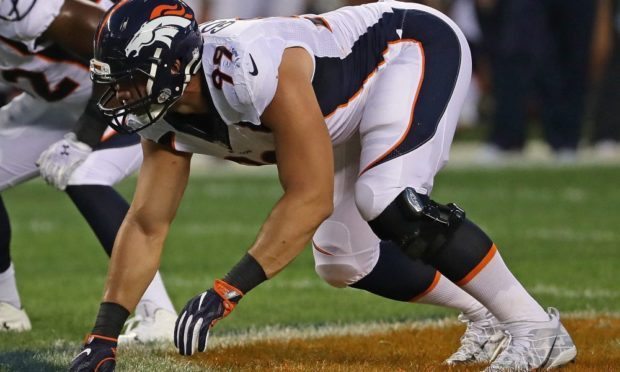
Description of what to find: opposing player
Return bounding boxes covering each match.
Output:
[71,0,577,370]
[0,0,176,342]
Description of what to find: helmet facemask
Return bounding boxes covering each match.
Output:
[93,59,168,133]
[90,1,203,134]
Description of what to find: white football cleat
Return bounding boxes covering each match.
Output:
[444,311,506,365]
[0,302,31,332]
[118,308,176,345]
[485,307,577,371]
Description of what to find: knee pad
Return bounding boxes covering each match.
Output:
[312,218,379,288]
[313,244,379,288]
[367,187,465,259]
[314,261,363,288]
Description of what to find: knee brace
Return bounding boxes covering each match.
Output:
[367,187,465,259]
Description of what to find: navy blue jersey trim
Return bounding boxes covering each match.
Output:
[162,74,233,150]
[313,11,401,117]
[364,8,462,172]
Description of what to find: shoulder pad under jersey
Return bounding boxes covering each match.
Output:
[201,19,287,125]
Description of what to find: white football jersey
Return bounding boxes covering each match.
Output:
[142,2,418,165]
[140,1,465,170]
[0,0,114,105]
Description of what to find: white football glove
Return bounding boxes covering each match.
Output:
[37,133,92,191]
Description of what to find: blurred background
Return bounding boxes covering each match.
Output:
[2,3,619,370]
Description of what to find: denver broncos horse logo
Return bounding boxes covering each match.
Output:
[125,4,194,58]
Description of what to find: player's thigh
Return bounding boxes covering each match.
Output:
[0,95,78,191]
[67,134,142,186]
[355,26,472,221]
[312,139,380,287]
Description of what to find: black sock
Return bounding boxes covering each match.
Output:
[422,218,493,283]
[0,196,11,273]
[350,241,438,302]
[65,185,129,257]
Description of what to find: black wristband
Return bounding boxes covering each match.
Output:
[91,302,130,339]
[223,253,268,294]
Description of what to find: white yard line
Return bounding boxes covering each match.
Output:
[529,284,620,299]
[207,311,620,349]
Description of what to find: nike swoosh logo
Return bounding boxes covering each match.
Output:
[249,54,259,76]
[77,348,92,358]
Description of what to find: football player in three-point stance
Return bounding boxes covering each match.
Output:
[71,0,577,370]
[0,0,176,342]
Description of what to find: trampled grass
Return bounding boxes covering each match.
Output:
[0,165,618,370]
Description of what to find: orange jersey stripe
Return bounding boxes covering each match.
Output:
[456,244,498,286]
[312,242,333,256]
[99,128,118,143]
[410,271,441,302]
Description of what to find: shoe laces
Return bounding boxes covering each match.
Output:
[450,313,497,359]
[490,330,535,369]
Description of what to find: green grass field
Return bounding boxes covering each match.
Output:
[0,165,619,371]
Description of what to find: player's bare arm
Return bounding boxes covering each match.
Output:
[42,0,104,58]
[104,139,192,311]
[173,47,335,356]
[252,47,334,277]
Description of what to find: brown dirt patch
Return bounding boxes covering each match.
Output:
[184,317,620,371]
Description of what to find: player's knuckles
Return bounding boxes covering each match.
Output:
[191,321,202,355]
[181,315,194,355]
[173,315,184,347]
[175,312,188,350]
[197,321,210,352]
[188,317,203,355]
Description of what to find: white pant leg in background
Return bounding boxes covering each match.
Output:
[68,141,142,186]
[0,94,79,191]
[0,93,143,191]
